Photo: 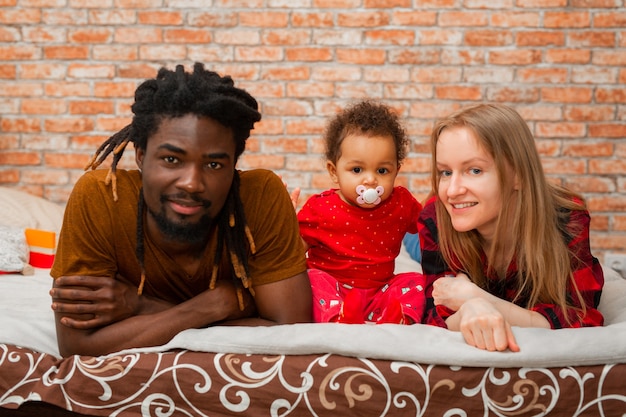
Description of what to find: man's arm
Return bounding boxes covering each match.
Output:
[51,276,254,357]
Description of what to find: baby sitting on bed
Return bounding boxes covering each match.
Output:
[297,100,426,325]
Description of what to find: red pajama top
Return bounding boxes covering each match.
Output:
[418,196,604,329]
[298,187,422,289]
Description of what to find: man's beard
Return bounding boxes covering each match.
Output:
[147,199,214,244]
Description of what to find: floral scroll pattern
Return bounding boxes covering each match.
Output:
[1,344,625,416]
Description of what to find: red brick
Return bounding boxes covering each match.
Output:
[535,122,586,138]
[337,11,390,27]
[239,11,288,27]
[439,11,488,27]
[517,68,568,83]
[21,169,69,185]
[0,8,40,24]
[0,45,40,60]
[596,88,626,103]
[466,30,513,46]
[365,30,415,46]
[418,30,462,46]
[490,12,540,27]
[488,87,540,103]
[435,86,482,101]
[568,31,616,47]
[337,48,386,65]
[164,29,212,44]
[187,11,238,27]
[137,11,182,25]
[44,82,90,97]
[44,152,91,169]
[21,99,66,115]
[0,151,41,165]
[69,28,112,43]
[287,82,334,98]
[262,29,310,46]
[562,141,613,157]
[0,64,16,79]
[547,48,591,64]
[69,100,115,115]
[541,87,593,103]
[564,105,615,121]
[589,124,626,138]
[390,49,441,65]
[1,118,41,133]
[285,47,333,62]
[0,169,19,183]
[44,45,89,59]
[544,11,590,28]
[93,82,137,98]
[490,50,542,65]
[44,118,94,133]
[593,12,626,27]
[20,63,66,79]
[516,31,565,46]
[292,12,334,27]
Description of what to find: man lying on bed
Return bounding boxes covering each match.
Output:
[49,63,312,357]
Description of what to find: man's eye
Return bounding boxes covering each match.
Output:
[207,162,222,170]
[163,156,178,164]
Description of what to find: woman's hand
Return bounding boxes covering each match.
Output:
[432,273,483,311]
[451,298,520,352]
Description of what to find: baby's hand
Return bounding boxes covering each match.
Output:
[432,273,480,311]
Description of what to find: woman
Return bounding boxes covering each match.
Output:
[418,103,604,352]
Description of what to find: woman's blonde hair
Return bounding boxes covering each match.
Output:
[430,103,585,320]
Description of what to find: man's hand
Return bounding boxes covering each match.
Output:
[50,275,142,330]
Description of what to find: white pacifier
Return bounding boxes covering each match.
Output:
[356,185,384,205]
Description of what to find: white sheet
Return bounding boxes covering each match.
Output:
[2,265,625,368]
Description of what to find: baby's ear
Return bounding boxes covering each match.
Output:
[326,161,339,183]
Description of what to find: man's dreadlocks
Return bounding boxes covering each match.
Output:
[84,63,262,309]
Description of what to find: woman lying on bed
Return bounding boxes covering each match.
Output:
[418,103,604,352]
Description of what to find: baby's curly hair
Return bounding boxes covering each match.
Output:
[324,100,409,164]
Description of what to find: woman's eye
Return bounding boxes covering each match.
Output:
[439,170,452,177]
[470,168,482,175]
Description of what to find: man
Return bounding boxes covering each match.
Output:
[49,63,312,357]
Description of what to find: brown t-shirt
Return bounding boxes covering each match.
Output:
[51,168,307,304]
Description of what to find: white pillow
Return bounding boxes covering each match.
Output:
[0,187,65,233]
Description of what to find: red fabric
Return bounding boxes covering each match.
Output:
[418,196,605,329]
[298,187,422,289]
[308,268,426,324]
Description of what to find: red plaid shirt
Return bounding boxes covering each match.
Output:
[417,196,604,329]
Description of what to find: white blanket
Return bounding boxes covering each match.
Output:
[2,266,626,368]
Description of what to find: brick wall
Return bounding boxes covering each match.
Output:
[1,0,625,260]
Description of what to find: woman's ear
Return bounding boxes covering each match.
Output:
[326,161,339,184]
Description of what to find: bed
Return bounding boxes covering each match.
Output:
[1,187,626,417]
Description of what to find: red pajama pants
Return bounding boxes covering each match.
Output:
[308,269,426,324]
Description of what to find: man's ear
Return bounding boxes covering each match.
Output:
[135,146,145,171]
[326,161,339,184]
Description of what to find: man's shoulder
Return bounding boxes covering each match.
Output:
[239,169,282,195]
[70,169,142,209]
